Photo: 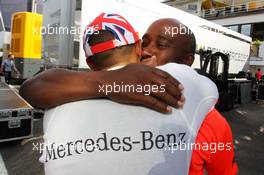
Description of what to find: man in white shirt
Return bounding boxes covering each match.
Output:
[39,13,218,175]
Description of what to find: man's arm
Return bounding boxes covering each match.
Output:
[19,64,184,113]
[11,61,20,76]
[13,65,20,76]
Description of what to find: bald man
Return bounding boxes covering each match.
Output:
[141,18,238,175]
[141,19,195,67]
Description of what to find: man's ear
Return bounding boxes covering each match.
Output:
[135,41,142,60]
[184,54,194,66]
[86,58,97,71]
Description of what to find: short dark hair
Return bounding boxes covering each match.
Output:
[87,30,136,68]
[258,68,261,71]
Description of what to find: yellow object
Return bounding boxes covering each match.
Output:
[11,12,43,59]
[202,0,229,10]
[214,1,228,8]
[202,0,213,10]
[248,2,257,10]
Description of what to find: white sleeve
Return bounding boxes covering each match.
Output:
[157,63,219,124]
[157,63,218,100]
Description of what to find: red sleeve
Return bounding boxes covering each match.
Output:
[189,109,238,175]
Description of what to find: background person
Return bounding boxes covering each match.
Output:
[0,53,20,84]
[255,68,262,82]
[0,55,2,66]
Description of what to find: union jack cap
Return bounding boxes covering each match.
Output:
[83,13,140,58]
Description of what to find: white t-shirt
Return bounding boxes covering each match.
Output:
[40,63,219,175]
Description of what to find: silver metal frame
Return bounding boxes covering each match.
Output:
[42,0,76,67]
[0,82,34,142]
[0,117,33,143]
[0,9,5,32]
[201,0,264,19]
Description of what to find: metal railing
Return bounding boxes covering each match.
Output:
[201,0,264,19]
[0,9,5,32]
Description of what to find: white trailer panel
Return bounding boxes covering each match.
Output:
[79,0,252,74]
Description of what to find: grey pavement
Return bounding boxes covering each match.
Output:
[222,103,264,175]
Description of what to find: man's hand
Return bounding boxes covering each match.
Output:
[101,64,185,113]
[17,71,21,78]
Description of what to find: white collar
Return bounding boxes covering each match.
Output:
[107,65,125,71]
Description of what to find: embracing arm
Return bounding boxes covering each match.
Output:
[19,68,102,109]
[19,64,184,113]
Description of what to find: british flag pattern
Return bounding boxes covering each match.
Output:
[83,13,139,58]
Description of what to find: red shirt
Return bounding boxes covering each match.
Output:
[189,109,238,175]
[256,71,262,81]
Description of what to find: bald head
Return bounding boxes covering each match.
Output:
[141,18,196,66]
[152,18,196,54]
